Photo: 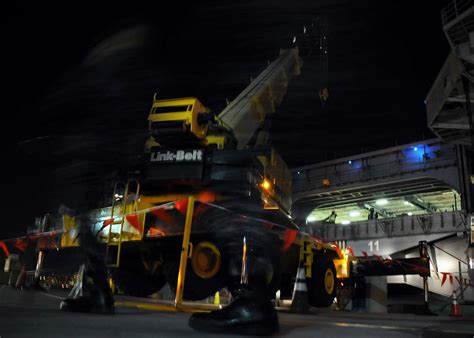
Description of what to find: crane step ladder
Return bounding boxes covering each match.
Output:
[105,179,141,268]
[112,195,223,313]
[300,239,313,278]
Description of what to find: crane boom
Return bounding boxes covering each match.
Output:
[218,48,302,149]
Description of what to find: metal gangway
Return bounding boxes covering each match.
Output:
[291,139,471,218]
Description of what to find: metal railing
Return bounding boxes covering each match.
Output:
[293,141,457,194]
[317,211,467,241]
[442,0,473,26]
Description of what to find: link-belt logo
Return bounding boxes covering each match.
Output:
[150,149,203,162]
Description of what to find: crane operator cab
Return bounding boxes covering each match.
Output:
[145,96,235,151]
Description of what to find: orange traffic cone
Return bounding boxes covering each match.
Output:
[449,290,462,317]
[290,263,310,313]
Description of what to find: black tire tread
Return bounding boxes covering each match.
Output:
[308,256,337,307]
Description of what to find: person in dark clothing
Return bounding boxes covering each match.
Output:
[59,214,115,314]
[368,208,375,220]
[351,276,366,312]
[323,210,337,224]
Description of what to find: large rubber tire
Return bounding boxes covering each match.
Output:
[199,206,282,297]
[308,256,337,307]
[162,241,228,300]
[113,244,166,297]
[114,268,166,297]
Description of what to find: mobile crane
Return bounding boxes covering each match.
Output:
[3,42,353,310]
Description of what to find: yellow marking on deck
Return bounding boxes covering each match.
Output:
[115,300,221,313]
[115,301,178,312]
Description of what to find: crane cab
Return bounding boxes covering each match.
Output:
[146,97,211,149]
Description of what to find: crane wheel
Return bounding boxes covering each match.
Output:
[112,245,166,297]
[163,239,227,301]
[113,268,166,297]
[191,241,222,280]
[308,256,337,307]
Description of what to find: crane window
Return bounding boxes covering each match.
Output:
[153,105,191,114]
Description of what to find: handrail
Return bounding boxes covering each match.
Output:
[432,243,468,265]
[442,0,473,26]
[104,179,141,268]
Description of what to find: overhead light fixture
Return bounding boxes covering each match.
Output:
[376,199,388,206]
[341,220,351,225]
[407,212,413,216]
[306,215,316,222]
[349,211,360,217]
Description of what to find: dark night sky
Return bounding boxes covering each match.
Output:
[1,0,450,237]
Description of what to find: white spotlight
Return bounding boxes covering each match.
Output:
[349,211,360,217]
[376,199,388,206]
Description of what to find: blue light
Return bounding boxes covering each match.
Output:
[404,145,426,162]
[348,160,362,170]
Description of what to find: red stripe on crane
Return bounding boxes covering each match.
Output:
[0,241,10,257]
